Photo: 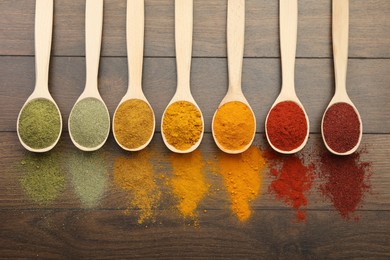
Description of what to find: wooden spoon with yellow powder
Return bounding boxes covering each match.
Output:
[161,0,204,153]
[212,0,256,154]
[112,0,155,151]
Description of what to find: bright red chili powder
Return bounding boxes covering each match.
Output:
[318,150,371,219]
[265,149,315,222]
[323,102,361,153]
[266,101,308,152]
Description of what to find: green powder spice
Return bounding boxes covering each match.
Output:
[68,150,109,208]
[18,98,61,149]
[69,97,110,148]
[19,152,65,205]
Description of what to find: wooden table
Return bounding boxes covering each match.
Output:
[1,0,389,258]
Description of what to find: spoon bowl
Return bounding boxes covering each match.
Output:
[17,0,62,153]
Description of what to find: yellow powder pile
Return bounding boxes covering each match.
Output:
[213,101,255,150]
[113,150,161,224]
[169,150,209,218]
[113,99,154,149]
[162,101,203,151]
[215,146,266,221]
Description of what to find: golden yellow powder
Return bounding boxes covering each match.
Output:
[170,150,209,218]
[215,146,265,221]
[113,99,154,149]
[113,150,161,224]
[213,101,255,150]
[162,101,203,151]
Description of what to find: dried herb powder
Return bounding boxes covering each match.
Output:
[19,152,65,205]
[18,98,61,149]
[68,150,109,208]
[113,99,154,149]
[69,97,110,148]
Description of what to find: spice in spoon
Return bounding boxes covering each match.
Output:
[162,101,203,151]
[113,99,154,149]
[213,101,255,151]
[322,102,361,153]
[266,101,308,152]
[18,98,61,150]
[69,97,110,148]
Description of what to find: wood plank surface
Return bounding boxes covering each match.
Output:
[1,57,389,133]
[1,0,389,57]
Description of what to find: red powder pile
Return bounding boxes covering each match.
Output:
[323,102,361,153]
[266,101,308,152]
[318,151,372,219]
[265,150,315,222]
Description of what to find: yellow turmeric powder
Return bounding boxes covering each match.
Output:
[162,101,203,151]
[214,146,265,221]
[213,101,255,150]
[113,150,161,224]
[169,150,209,218]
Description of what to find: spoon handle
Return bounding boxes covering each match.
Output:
[127,0,144,96]
[333,0,349,96]
[279,0,297,95]
[85,0,103,93]
[227,0,245,94]
[34,0,53,92]
[175,0,193,95]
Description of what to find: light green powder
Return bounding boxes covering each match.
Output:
[69,97,110,148]
[18,98,61,149]
[67,150,109,208]
[19,151,65,205]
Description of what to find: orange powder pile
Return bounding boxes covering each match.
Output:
[215,146,266,221]
[113,150,161,224]
[169,150,209,218]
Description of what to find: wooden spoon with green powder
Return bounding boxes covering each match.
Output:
[17,0,62,153]
[68,0,110,152]
[112,0,155,151]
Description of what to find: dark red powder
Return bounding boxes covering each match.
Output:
[266,101,308,152]
[318,150,371,219]
[323,102,361,153]
[265,149,315,222]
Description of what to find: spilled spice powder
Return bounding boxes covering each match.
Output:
[215,146,266,221]
[169,150,209,218]
[113,150,161,224]
[318,150,372,219]
[265,149,315,222]
[19,151,65,205]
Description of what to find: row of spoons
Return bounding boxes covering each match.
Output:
[17,0,362,156]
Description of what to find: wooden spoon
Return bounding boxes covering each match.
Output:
[112,0,155,151]
[211,0,256,154]
[265,0,309,154]
[68,0,110,151]
[17,0,62,153]
[321,0,362,155]
[161,0,204,153]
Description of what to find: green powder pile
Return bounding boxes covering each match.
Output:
[68,150,109,208]
[69,97,110,148]
[19,152,65,205]
[18,98,61,149]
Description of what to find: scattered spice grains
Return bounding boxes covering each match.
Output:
[19,152,65,205]
[318,150,372,219]
[215,146,266,221]
[265,149,315,222]
[113,150,161,224]
[68,150,109,208]
[169,150,209,218]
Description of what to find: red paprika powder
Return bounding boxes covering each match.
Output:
[266,101,308,152]
[265,149,315,222]
[322,102,361,153]
[318,150,371,219]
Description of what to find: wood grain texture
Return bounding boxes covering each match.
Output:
[1,57,389,133]
[0,0,389,57]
